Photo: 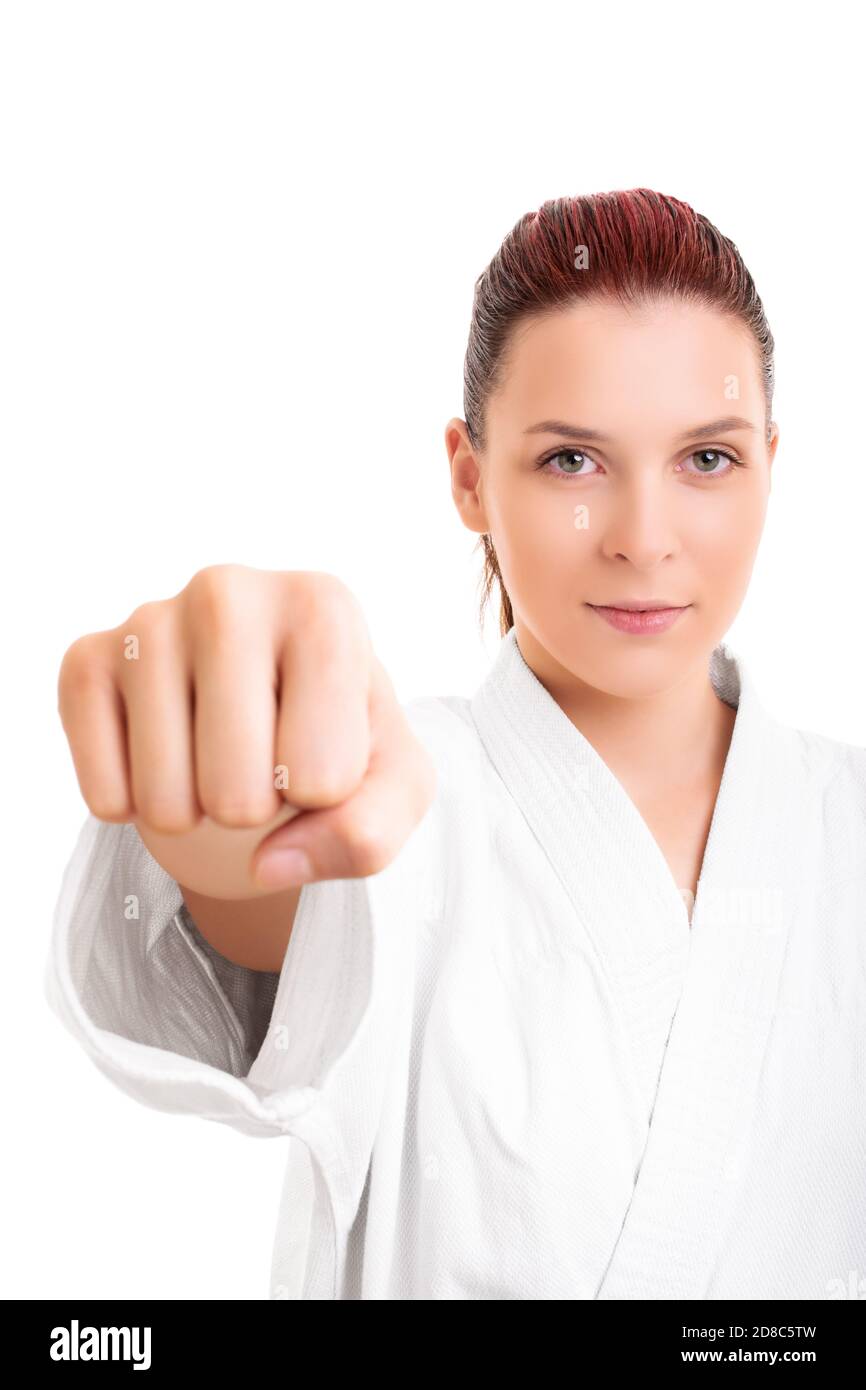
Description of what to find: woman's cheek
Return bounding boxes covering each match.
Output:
[514,505,581,595]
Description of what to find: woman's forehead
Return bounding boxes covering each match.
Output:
[486,305,763,440]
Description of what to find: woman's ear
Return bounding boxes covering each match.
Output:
[444,417,489,534]
[765,421,780,492]
[767,420,780,468]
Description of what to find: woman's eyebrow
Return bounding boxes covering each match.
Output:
[523,416,759,443]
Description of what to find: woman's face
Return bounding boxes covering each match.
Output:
[447,295,779,699]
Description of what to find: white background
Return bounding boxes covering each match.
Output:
[2,0,863,1299]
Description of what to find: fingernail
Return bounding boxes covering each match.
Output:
[255,847,314,888]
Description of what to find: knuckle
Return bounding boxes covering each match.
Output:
[200,789,276,828]
[86,792,133,824]
[283,764,361,807]
[123,599,174,647]
[184,564,258,641]
[190,562,251,594]
[292,571,358,633]
[133,795,199,835]
[57,633,109,710]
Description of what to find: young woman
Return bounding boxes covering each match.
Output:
[48,188,866,1300]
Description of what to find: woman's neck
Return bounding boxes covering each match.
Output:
[514,622,737,800]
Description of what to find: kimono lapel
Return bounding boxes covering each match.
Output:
[470,628,798,1299]
[594,657,802,1300]
[470,628,705,1120]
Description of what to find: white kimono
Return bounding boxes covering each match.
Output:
[45,628,866,1300]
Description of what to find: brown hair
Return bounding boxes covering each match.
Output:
[463,188,776,636]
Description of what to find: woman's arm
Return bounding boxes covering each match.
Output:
[179,882,302,972]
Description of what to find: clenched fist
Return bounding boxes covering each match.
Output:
[58,566,437,909]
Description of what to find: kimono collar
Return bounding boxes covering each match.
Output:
[469,625,785,960]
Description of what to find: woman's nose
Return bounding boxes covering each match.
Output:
[597,482,682,567]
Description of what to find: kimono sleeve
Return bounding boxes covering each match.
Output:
[44,813,395,1151]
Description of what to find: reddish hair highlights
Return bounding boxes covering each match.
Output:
[464,188,776,636]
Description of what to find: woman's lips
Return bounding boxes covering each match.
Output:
[587,604,690,634]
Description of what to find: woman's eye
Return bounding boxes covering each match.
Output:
[538,446,742,480]
[684,448,738,477]
[542,449,599,477]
